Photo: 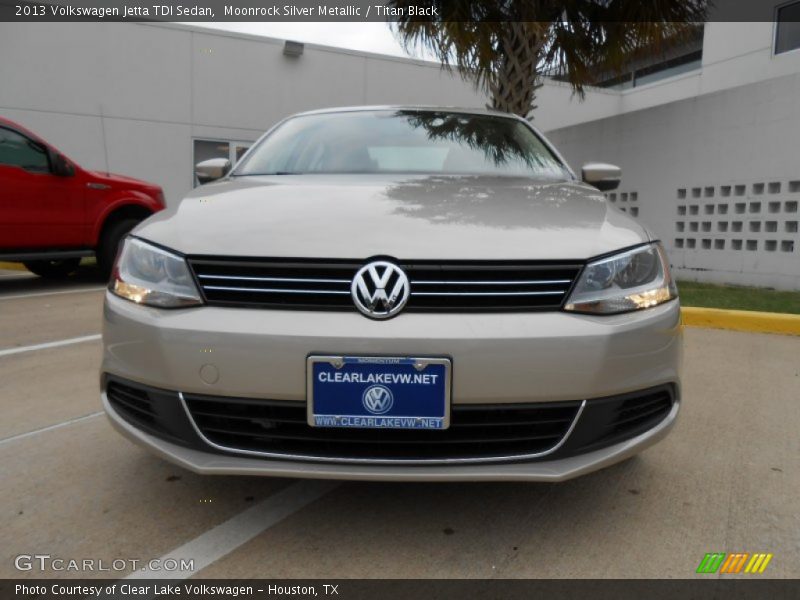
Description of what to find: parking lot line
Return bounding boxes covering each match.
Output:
[0,410,103,446]
[0,334,101,357]
[0,286,106,300]
[127,479,339,580]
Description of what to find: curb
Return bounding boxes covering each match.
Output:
[682,307,800,336]
[0,261,27,272]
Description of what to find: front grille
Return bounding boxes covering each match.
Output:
[607,388,673,440]
[560,385,675,456]
[188,257,582,312]
[105,374,677,464]
[107,381,158,430]
[183,393,582,462]
[106,378,192,444]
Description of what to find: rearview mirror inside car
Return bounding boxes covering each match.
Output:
[581,163,621,191]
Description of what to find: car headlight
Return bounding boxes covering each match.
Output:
[564,243,677,314]
[110,237,202,308]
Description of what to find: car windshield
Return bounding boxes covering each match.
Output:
[234,110,572,178]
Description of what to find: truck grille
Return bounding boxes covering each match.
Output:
[182,393,582,462]
[188,257,581,312]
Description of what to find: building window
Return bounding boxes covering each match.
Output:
[192,139,252,187]
[775,1,800,55]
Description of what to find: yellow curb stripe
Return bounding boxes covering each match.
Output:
[681,307,800,336]
[0,261,27,272]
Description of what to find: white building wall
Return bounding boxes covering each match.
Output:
[537,19,800,134]
[533,81,622,131]
[614,22,800,120]
[542,14,800,290]
[547,70,800,290]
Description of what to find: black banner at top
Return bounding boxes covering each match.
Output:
[0,0,794,23]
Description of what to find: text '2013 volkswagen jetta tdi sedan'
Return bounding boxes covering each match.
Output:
[102,106,681,481]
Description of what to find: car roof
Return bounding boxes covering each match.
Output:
[0,116,23,129]
[292,105,522,120]
[0,117,43,142]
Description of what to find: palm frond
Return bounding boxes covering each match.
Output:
[389,0,710,117]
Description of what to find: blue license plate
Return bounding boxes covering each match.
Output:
[307,356,451,430]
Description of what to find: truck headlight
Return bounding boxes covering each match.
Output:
[564,243,677,314]
[110,237,202,308]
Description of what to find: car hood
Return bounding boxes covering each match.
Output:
[135,174,649,260]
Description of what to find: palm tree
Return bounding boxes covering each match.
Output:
[389,1,708,118]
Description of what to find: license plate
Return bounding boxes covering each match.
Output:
[307,356,451,430]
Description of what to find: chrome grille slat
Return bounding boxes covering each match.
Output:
[188,257,582,312]
[410,279,571,285]
[199,275,351,283]
[412,290,565,297]
[203,285,350,295]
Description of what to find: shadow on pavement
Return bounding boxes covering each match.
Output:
[0,265,108,295]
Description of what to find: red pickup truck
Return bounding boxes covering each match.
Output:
[0,117,165,278]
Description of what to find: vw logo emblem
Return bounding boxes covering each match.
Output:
[362,384,394,415]
[351,261,410,319]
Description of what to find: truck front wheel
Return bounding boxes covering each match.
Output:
[23,258,81,279]
[97,218,141,278]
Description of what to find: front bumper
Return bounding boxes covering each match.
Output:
[102,292,682,480]
[103,389,679,481]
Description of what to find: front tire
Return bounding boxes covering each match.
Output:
[23,258,81,279]
[97,218,141,278]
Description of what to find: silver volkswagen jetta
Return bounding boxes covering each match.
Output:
[102,106,681,481]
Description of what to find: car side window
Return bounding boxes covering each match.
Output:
[0,127,51,173]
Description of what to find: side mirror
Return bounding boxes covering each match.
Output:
[50,151,74,177]
[581,163,621,191]
[195,158,231,184]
